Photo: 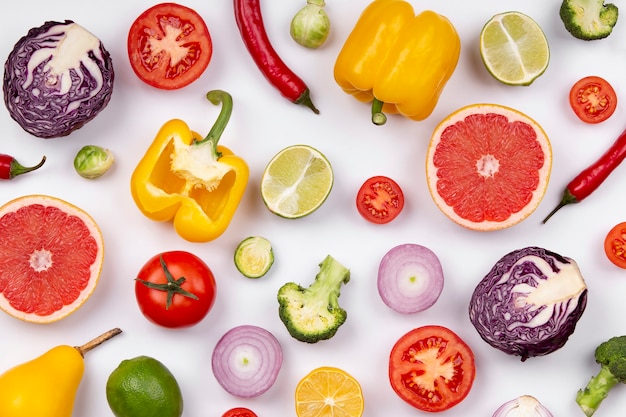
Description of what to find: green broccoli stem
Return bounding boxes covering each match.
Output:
[309,255,350,310]
[576,365,620,417]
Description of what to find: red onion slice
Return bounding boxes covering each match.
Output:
[492,395,553,417]
[377,243,444,314]
[211,325,283,398]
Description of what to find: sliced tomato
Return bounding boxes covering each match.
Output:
[569,76,617,124]
[221,408,258,417]
[356,175,404,224]
[127,3,212,90]
[604,222,626,269]
[389,325,475,412]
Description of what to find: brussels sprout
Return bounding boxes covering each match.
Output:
[74,145,114,179]
[290,0,330,49]
[468,246,587,361]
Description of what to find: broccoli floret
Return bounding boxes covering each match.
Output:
[560,0,619,40]
[576,335,626,416]
[277,255,350,344]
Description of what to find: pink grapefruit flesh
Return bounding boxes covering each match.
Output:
[426,104,551,231]
[0,195,104,323]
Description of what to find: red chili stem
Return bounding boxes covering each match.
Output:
[233,0,319,114]
[543,127,626,223]
[0,154,46,180]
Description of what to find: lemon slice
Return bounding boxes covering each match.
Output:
[295,366,364,417]
[261,144,333,219]
[479,11,549,86]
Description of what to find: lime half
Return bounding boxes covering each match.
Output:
[480,11,549,86]
[260,144,333,219]
[234,236,274,278]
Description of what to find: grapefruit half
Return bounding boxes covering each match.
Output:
[0,195,104,323]
[426,104,551,231]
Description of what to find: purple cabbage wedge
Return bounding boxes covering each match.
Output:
[469,246,587,361]
[3,20,114,138]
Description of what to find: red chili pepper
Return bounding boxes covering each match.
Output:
[0,154,46,180]
[543,127,626,223]
[234,0,319,114]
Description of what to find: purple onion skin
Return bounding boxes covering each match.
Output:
[3,20,114,138]
[469,246,587,361]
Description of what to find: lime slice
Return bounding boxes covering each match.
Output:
[234,236,274,279]
[260,144,333,218]
[479,11,549,86]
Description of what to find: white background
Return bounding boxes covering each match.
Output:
[2,1,626,416]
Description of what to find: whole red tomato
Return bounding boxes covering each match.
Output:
[135,251,217,328]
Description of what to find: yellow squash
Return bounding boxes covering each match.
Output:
[131,90,249,243]
[334,0,461,125]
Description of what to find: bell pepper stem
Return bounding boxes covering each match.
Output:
[371,98,387,126]
[197,90,234,157]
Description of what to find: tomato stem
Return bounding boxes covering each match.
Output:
[136,256,199,309]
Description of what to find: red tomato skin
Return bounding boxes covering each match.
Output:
[389,325,475,412]
[356,175,405,224]
[222,408,258,417]
[135,251,217,328]
[127,3,212,90]
[569,76,617,124]
[604,222,626,269]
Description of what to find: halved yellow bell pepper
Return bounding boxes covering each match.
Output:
[334,0,461,125]
[130,90,249,243]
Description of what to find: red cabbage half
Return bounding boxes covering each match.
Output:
[3,20,114,138]
[468,246,587,361]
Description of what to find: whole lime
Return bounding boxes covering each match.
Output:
[106,356,183,417]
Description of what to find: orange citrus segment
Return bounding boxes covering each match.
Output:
[0,195,104,323]
[426,104,551,231]
[295,366,364,417]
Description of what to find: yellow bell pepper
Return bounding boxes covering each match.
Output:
[334,0,461,125]
[131,90,249,243]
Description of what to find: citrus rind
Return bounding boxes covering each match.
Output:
[0,194,104,323]
[479,11,550,86]
[295,366,364,417]
[426,103,552,231]
[261,144,334,219]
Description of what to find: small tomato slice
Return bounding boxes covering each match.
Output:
[356,175,404,224]
[569,76,617,124]
[222,408,258,417]
[135,251,217,328]
[604,222,626,269]
[127,3,212,90]
[389,325,475,412]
